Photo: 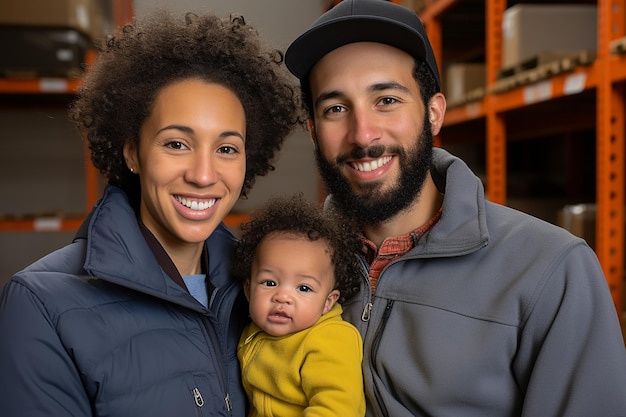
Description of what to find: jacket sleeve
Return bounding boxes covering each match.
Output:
[300,320,366,417]
[515,242,626,416]
[0,280,92,417]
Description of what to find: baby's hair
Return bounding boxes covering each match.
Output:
[234,194,362,303]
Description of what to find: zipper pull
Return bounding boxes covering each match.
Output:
[225,393,232,412]
[361,302,373,322]
[192,387,204,407]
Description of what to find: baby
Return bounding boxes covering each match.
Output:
[233,194,365,417]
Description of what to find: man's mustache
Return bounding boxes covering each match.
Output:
[337,145,386,163]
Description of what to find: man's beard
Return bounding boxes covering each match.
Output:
[315,118,433,226]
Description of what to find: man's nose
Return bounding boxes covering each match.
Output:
[349,108,382,148]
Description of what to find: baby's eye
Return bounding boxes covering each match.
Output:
[297,285,312,293]
[262,280,276,287]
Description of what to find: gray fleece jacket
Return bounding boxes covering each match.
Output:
[341,148,626,417]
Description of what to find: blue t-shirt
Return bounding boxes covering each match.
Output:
[182,274,208,308]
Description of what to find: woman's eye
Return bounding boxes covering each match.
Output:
[166,141,188,150]
[217,145,238,154]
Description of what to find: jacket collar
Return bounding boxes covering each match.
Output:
[81,186,234,307]
[325,148,489,258]
[138,221,214,296]
[418,147,489,257]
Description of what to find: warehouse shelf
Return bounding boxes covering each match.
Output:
[0,0,131,237]
[0,78,82,94]
[0,212,250,233]
[0,217,86,232]
[444,64,599,124]
[0,0,251,237]
[415,0,624,314]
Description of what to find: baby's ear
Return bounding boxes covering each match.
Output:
[322,289,340,314]
[243,280,251,301]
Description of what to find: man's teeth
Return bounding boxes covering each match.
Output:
[176,196,216,210]
[352,156,392,172]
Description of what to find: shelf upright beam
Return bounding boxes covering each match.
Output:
[80,0,133,210]
[596,0,625,315]
[113,0,134,26]
[485,0,506,205]
[419,0,456,27]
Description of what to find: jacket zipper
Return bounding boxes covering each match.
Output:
[371,299,394,417]
[193,387,204,407]
[199,312,233,415]
[225,393,232,412]
[358,254,374,323]
[192,387,204,417]
[361,302,373,321]
[209,280,245,416]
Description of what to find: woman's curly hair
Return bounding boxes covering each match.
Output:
[68,10,305,204]
[233,194,362,304]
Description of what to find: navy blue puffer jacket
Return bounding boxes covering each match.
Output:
[0,186,248,417]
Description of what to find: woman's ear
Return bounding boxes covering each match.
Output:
[322,289,340,315]
[123,141,139,174]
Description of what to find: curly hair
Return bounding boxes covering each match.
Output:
[233,194,362,304]
[68,10,304,205]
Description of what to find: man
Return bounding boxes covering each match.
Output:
[285,1,626,416]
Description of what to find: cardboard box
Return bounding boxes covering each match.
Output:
[502,4,597,69]
[507,198,567,226]
[445,63,486,104]
[0,0,113,42]
[0,26,91,79]
[558,204,597,248]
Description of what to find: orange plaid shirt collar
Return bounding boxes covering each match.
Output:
[362,208,442,295]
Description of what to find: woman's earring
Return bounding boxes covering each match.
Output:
[129,168,135,173]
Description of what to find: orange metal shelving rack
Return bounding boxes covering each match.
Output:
[0,0,251,234]
[0,61,101,233]
[596,0,625,315]
[420,0,625,315]
[0,2,131,234]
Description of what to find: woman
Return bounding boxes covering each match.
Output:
[0,10,302,417]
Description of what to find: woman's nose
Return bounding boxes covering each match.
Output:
[185,154,217,186]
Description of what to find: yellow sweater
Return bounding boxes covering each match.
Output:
[237,303,365,417]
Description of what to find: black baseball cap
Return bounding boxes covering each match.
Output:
[285,0,441,91]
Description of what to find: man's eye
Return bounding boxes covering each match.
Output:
[325,105,345,114]
[379,97,397,105]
